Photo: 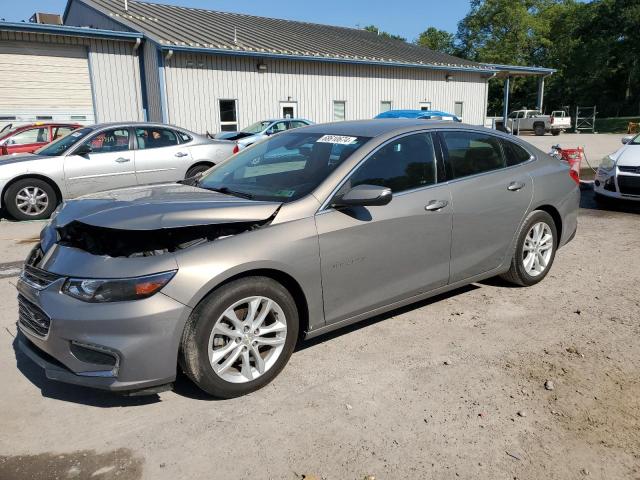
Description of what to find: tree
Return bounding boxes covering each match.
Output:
[415,27,456,55]
[363,25,407,42]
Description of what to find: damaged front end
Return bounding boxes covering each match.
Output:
[56,217,274,258]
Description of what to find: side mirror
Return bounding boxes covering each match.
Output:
[264,129,274,136]
[333,184,392,208]
[74,144,93,156]
[622,135,634,145]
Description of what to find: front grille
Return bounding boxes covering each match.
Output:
[20,264,62,290]
[18,295,51,338]
[618,175,640,196]
[618,165,640,174]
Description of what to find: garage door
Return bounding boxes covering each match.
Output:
[0,42,94,121]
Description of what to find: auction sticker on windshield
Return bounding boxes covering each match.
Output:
[317,135,357,145]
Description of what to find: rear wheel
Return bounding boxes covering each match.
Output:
[551,129,561,136]
[180,277,299,398]
[534,124,546,136]
[501,210,557,287]
[4,178,58,221]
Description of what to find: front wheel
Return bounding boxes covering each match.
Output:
[501,210,557,287]
[180,277,299,398]
[4,178,58,221]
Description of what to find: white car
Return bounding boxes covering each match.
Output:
[594,134,640,201]
[214,118,314,150]
[0,122,235,220]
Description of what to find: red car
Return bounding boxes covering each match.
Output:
[0,123,82,156]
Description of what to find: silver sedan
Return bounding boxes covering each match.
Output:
[0,122,235,220]
[16,120,579,398]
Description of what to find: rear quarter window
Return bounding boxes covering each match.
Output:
[501,140,533,166]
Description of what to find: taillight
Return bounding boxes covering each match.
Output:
[232,143,239,154]
[569,168,580,185]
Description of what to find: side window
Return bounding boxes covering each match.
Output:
[177,131,192,143]
[289,121,308,129]
[135,128,179,150]
[501,140,532,167]
[349,133,437,193]
[85,129,130,154]
[441,131,506,179]
[10,128,49,145]
[269,122,288,134]
[52,126,74,141]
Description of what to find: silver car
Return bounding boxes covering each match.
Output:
[215,118,314,150]
[16,120,579,398]
[0,122,235,220]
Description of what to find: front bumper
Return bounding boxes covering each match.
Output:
[16,266,192,392]
[594,169,640,201]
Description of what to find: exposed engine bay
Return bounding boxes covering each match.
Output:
[56,218,273,258]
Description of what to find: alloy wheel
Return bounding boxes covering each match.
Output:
[208,296,287,383]
[522,222,553,277]
[15,186,49,216]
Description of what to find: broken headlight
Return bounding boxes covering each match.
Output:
[62,271,176,303]
[599,155,616,171]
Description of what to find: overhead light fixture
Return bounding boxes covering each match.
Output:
[256,63,267,71]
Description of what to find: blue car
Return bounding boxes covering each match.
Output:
[375,109,462,122]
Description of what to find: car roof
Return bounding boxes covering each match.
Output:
[298,119,486,137]
[375,109,459,119]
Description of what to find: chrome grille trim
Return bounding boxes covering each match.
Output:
[17,295,51,339]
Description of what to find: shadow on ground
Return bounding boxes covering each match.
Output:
[579,182,640,215]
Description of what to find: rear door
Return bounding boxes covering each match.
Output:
[63,127,137,197]
[133,127,193,184]
[439,130,533,283]
[316,132,452,325]
[5,127,49,154]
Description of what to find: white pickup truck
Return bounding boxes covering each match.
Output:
[501,110,571,136]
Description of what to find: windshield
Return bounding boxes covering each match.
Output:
[198,132,371,202]
[36,127,93,156]
[242,121,272,134]
[631,134,640,145]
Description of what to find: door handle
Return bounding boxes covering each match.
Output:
[115,157,130,163]
[425,200,449,211]
[175,152,188,157]
[507,181,525,191]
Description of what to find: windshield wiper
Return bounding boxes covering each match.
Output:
[203,186,254,200]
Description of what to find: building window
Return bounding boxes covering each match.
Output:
[219,99,238,131]
[333,101,346,121]
[454,101,464,119]
[419,102,432,111]
[380,101,392,113]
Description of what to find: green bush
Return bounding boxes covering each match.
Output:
[595,117,640,134]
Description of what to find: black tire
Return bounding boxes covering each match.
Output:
[185,163,213,179]
[501,210,558,287]
[534,124,546,136]
[4,178,58,221]
[180,276,299,398]
[551,130,561,136]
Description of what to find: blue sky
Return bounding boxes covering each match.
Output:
[2,0,472,40]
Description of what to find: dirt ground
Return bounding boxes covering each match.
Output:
[0,186,639,480]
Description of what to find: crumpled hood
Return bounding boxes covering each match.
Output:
[615,144,640,167]
[0,153,50,166]
[53,183,282,230]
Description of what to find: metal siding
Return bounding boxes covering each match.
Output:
[142,42,162,122]
[163,53,489,134]
[0,31,143,123]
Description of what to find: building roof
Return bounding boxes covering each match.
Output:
[73,0,494,73]
[483,63,556,78]
[0,20,142,41]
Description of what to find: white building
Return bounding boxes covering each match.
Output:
[0,0,553,133]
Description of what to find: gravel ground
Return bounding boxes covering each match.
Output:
[0,187,639,480]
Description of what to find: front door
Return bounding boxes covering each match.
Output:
[133,127,193,184]
[316,132,452,325]
[438,130,533,282]
[63,127,137,198]
[280,102,297,119]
